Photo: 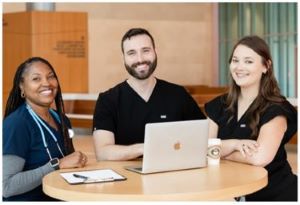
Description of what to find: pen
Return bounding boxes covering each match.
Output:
[73,174,115,182]
[73,173,89,180]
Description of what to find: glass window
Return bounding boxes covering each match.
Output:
[219,3,297,97]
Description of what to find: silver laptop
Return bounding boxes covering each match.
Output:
[125,119,208,174]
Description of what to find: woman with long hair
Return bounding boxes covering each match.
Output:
[205,36,297,201]
[3,57,88,201]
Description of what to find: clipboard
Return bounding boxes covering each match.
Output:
[60,169,127,185]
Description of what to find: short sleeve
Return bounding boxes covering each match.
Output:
[3,116,31,159]
[204,94,227,124]
[260,101,297,143]
[93,92,116,133]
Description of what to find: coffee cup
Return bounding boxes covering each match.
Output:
[207,138,221,165]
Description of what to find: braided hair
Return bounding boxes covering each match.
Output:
[4,57,75,154]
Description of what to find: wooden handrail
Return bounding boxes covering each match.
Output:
[184,85,228,95]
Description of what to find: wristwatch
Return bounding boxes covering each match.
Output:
[49,158,60,170]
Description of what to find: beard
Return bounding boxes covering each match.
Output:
[125,56,157,80]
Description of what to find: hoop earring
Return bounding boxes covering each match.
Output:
[21,91,25,98]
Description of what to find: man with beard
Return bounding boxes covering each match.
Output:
[92,28,206,161]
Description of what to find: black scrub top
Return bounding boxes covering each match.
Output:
[93,78,206,145]
[205,94,297,201]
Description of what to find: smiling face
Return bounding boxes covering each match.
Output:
[20,61,58,108]
[123,34,157,80]
[230,44,267,89]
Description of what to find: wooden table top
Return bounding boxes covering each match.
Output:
[43,160,267,201]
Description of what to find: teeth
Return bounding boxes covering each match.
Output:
[137,64,147,69]
[236,73,248,78]
[40,90,52,95]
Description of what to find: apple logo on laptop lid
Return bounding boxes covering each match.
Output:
[174,141,181,150]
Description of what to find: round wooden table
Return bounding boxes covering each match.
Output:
[43,160,267,201]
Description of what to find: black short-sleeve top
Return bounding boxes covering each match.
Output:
[205,94,297,143]
[93,79,206,145]
[205,94,297,201]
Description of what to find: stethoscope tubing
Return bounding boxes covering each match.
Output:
[26,104,65,160]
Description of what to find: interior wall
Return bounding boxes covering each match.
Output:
[3,3,216,94]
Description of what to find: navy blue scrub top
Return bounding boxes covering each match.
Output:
[3,103,70,201]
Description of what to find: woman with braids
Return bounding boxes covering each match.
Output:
[205,36,297,201]
[3,57,88,201]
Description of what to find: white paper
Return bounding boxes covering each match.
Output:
[60,169,125,184]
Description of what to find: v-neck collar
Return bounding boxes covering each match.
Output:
[40,113,60,132]
[236,98,256,123]
[125,78,158,103]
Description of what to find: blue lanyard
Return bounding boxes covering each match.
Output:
[26,104,65,160]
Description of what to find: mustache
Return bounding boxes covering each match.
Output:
[131,61,151,68]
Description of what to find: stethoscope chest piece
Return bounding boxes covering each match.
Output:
[68,129,75,138]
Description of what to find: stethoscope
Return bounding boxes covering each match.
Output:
[26,103,74,160]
